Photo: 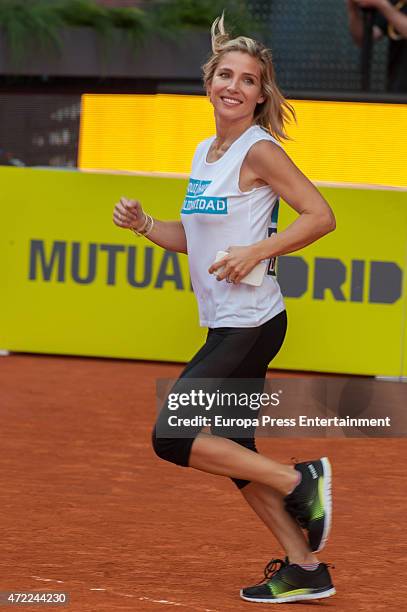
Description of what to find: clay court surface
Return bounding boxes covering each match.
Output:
[0,354,406,611]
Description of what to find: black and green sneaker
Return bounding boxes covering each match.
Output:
[284,457,332,553]
[240,558,336,604]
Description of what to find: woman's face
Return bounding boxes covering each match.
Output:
[207,51,265,122]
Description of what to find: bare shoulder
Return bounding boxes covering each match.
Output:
[247,139,289,166]
[246,139,298,182]
[248,138,282,154]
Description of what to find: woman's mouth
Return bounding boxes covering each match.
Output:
[221,97,242,106]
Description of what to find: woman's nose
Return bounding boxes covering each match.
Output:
[227,81,239,92]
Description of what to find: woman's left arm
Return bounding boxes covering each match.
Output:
[209,140,336,283]
[250,140,336,261]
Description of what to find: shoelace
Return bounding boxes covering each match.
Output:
[258,558,336,585]
[256,558,288,584]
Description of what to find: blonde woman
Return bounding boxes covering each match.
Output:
[113,15,336,604]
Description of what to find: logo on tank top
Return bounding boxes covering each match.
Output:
[186,178,212,197]
[182,196,228,215]
[182,177,228,215]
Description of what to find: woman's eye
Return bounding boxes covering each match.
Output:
[217,73,254,84]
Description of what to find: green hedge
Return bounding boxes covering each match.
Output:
[0,0,261,61]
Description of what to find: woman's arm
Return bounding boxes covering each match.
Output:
[346,0,384,46]
[209,141,336,284]
[368,0,407,37]
[248,140,336,262]
[143,219,188,254]
[113,197,188,254]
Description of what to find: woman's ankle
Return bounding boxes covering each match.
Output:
[287,553,319,566]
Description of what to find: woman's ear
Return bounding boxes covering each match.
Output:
[257,93,265,104]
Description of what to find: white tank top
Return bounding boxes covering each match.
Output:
[181,124,285,328]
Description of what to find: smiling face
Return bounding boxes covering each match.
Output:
[207,51,265,123]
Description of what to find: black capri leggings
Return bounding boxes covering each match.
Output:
[152,309,287,489]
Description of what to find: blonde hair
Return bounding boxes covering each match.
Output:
[202,14,295,141]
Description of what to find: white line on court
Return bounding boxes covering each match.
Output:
[30,577,219,610]
[31,576,64,583]
[90,588,106,591]
[137,596,218,611]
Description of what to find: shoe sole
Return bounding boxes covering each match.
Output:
[240,587,336,604]
[313,456,332,553]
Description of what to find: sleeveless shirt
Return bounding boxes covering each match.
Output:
[181,124,285,328]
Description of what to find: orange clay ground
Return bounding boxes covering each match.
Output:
[0,354,405,611]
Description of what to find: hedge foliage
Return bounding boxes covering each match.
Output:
[0,0,260,60]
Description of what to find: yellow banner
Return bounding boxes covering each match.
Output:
[79,94,407,188]
[274,186,407,377]
[0,167,406,376]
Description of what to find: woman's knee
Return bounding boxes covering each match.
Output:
[151,425,194,466]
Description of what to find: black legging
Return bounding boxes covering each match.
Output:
[152,309,287,488]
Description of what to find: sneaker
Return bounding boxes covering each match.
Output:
[284,457,332,553]
[240,558,336,604]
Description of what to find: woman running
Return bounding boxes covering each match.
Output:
[113,14,336,604]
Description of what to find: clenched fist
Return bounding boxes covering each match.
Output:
[113,197,146,231]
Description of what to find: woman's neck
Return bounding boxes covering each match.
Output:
[213,116,255,148]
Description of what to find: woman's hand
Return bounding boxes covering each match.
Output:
[113,197,146,230]
[208,245,261,284]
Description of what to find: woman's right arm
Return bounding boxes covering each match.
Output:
[142,218,188,254]
[113,197,188,254]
